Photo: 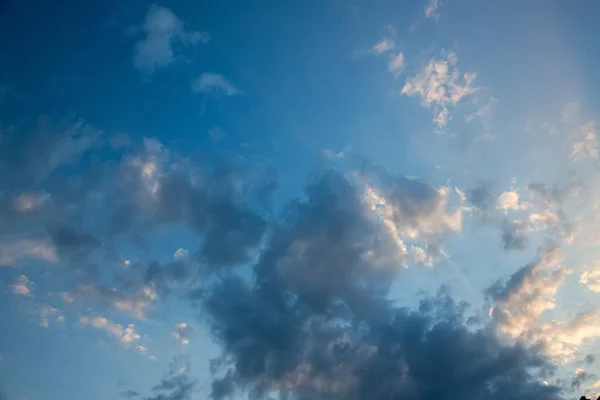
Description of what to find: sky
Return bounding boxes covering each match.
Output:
[1,0,600,399]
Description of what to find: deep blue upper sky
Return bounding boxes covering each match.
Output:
[2,1,600,400]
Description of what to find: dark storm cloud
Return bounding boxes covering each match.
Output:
[198,170,561,400]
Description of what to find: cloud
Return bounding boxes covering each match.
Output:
[486,247,566,338]
[0,239,57,266]
[132,5,209,74]
[79,316,141,346]
[425,0,440,19]
[501,220,529,251]
[132,357,194,400]
[68,283,156,320]
[562,101,581,124]
[571,121,598,161]
[353,25,396,58]
[497,191,525,213]
[172,322,192,345]
[13,191,50,212]
[467,182,496,213]
[0,118,102,192]
[372,38,395,55]
[487,246,600,362]
[203,277,561,400]
[11,274,33,297]
[580,262,600,293]
[192,73,241,96]
[402,52,477,128]
[208,127,227,143]
[388,52,404,76]
[192,164,561,400]
[584,354,596,365]
[37,305,65,328]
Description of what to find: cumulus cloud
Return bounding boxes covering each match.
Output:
[172,322,192,345]
[580,262,600,293]
[191,166,561,400]
[132,5,209,74]
[37,305,65,328]
[497,191,525,213]
[487,246,568,341]
[79,316,141,346]
[11,274,33,297]
[402,51,477,128]
[192,73,241,96]
[68,283,156,320]
[488,246,600,363]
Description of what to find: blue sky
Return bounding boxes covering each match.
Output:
[2,1,600,400]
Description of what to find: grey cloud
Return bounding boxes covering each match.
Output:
[48,224,100,261]
[468,183,494,212]
[584,354,596,365]
[571,370,596,390]
[198,170,561,400]
[122,390,140,398]
[192,73,241,96]
[204,276,561,400]
[528,183,570,207]
[132,5,209,74]
[133,357,195,400]
[0,117,101,190]
[501,220,528,251]
[107,151,274,268]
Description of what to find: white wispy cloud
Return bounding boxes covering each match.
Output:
[402,52,477,128]
[562,101,581,124]
[132,5,209,74]
[192,73,241,96]
[571,121,598,161]
[388,52,404,77]
[372,38,395,55]
[13,191,50,212]
[425,0,440,19]
[353,25,397,58]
